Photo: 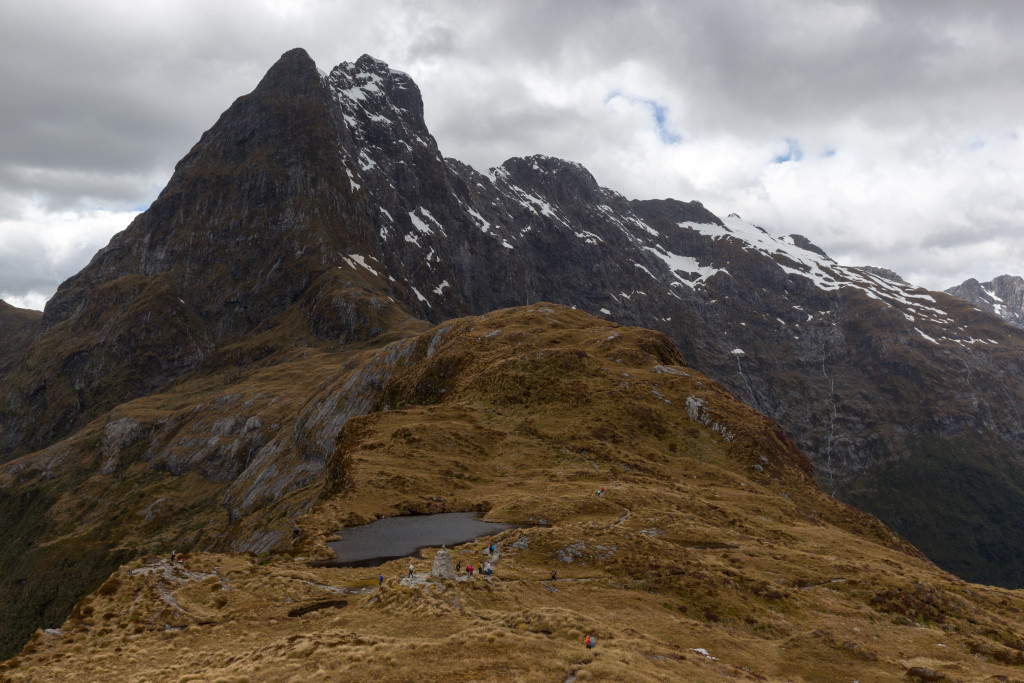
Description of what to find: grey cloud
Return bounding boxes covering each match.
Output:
[0,1,280,210]
[0,166,160,213]
[425,78,591,171]
[406,26,457,62]
[0,232,94,296]
[3,0,1024,303]
[440,0,1024,137]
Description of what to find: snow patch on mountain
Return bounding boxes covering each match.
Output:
[627,215,660,237]
[407,208,446,238]
[411,287,430,306]
[643,246,725,289]
[467,207,493,234]
[341,254,379,277]
[575,230,604,245]
[358,151,377,171]
[345,169,360,191]
[668,214,961,337]
[409,211,434,235]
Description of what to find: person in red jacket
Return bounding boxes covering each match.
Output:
[467,564,474,577]
[585,634,595,649]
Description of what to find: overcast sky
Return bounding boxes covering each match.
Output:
[2,0,1023,310]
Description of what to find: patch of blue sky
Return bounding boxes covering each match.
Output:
[604,90,682,145]
[774,137,803,164]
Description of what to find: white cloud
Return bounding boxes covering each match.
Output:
[0,199,139,308]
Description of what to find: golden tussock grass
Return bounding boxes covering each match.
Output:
[4,305,1024,681]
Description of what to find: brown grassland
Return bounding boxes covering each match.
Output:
[3,305,1023,681]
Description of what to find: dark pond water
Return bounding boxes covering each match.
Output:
[314,512,514,568]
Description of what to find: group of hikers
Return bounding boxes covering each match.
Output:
[395,541,500,581]
[456,541,496,577]
[453,560,492,576]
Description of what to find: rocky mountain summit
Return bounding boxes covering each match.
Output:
[946,274,1024,328]
[2,47,1024,658]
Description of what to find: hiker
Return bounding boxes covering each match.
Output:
[408,563,414,577]
[467,564,474,577]
[489,542,494,555]
[585,634,595,649]
[379,573,384,587]
[456,561,461,573]
[597,487,604,497]
[550,569,557,581]
[486,564,492,576]
[170,550,176,563]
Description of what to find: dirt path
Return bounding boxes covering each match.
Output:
[128,558,219,617]
[615,506,632,526]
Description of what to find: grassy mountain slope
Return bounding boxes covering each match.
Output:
[4,306,1023,681]
[0,290,428,659]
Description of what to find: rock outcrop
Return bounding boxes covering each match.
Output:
[946,274,1024,328]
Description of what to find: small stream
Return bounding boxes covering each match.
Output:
[313,512,514,568]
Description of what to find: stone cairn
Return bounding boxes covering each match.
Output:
[432,546,456,579]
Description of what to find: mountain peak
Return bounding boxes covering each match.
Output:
[857,265,907,284]
[253,47,323,101]
[325,54,427,137]
[354,53,393,74]
[786,234,832,261]
[496,154,603,204]
[946,273,1024,328]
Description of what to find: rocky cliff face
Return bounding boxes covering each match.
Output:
[0,301,40,377]
[1,45,1023,625]
[946,274,1024,328]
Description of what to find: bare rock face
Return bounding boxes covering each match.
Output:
[431,548,455,579]
[946,274,1024,328]
[857,265,906,283]
[99,417,145,475]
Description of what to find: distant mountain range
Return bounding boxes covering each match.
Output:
[946,275,1024,328]
[2,47,1024,656]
